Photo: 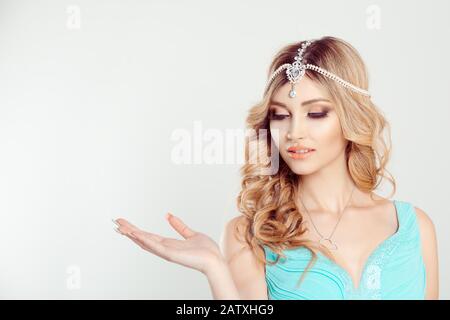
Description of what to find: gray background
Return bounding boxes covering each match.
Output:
[0,0,448,299]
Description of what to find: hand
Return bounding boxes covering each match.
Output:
[113,213,225,275]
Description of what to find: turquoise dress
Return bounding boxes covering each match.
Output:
[264,200,426,299]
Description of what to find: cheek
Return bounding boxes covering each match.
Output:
[269,122,288,149]
[310,117,346,151]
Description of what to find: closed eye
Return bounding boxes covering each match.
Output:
[269,113,289,120]
[268,112,329,120]
[308,112,329,119]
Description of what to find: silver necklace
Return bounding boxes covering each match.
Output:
[298,185,356,251]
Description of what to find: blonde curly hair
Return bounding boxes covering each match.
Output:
[235,36,396,288]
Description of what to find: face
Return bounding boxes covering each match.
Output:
[268,76,348,176]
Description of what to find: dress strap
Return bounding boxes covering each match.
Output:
[394,200,420,242]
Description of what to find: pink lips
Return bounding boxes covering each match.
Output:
[287,148,315,160]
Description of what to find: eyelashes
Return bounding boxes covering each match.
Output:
[268,111,329,121]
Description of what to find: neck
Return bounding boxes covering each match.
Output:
[295,154,360,215]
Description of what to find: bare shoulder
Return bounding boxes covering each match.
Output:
[414,206,437,240]
[413,205,440,299]
[413,206,438,267]
[219,215,268,300]
[413,205,438,263]
[220,216,264,263]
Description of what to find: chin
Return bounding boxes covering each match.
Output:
[281,157,318,176]
[288,165,317,176]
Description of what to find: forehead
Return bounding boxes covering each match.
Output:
[271,76,330,105]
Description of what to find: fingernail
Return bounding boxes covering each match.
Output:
[166,212,172,220]
[114,227,123,235]
[112,218,120,227]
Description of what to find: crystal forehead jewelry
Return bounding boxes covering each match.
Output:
[266,40,371,98]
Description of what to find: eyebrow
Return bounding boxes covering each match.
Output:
[269,98,331,109]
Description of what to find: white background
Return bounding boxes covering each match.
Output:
[0,0,449,299]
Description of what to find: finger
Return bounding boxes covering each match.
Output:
[113,218,139,236]
[129,231,182,249]
[118,226,165,243]
[114,218,164,241]
[124,233,151,251]
[131,231,174,261]
[122,231,154,252]
[166,213,196,239]
[115,218,140,231]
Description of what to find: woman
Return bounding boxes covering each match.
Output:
[113,36,439,300]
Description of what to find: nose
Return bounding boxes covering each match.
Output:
[287,114,307,140]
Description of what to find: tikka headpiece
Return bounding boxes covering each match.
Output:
[266,40,370,98]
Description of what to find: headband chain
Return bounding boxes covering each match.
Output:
[266,40,371,98]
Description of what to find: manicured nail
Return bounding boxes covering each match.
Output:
[112,218,120,227]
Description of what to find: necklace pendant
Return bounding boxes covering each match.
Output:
[319,238,338,250]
